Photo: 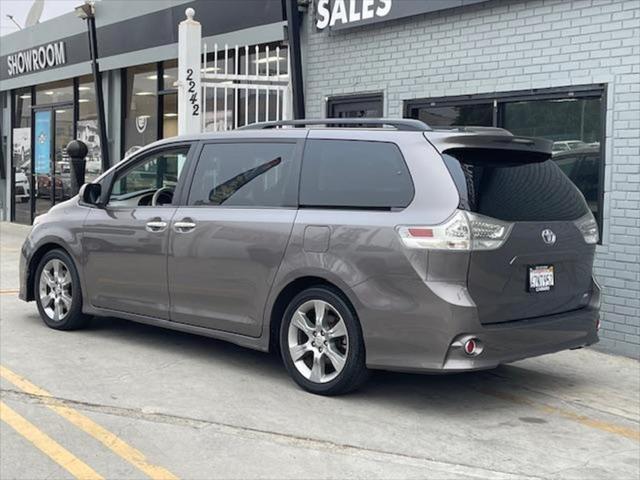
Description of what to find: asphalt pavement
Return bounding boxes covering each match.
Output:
[1,221,639,480]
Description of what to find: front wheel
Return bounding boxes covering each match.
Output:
[34,249,90,330]
[280,287,369,395]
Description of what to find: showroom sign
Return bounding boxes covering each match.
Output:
[315,0,490,31]
[6,42,67,77]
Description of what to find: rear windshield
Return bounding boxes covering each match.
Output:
[442,152,588,221]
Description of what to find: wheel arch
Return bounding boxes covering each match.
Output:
[26,241,74,301]
[267,275,360,353]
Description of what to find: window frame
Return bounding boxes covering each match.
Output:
[105,142,195,209]
[404,84,607,239]
[182,138,305,210]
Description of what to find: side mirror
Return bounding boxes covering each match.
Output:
[80,183,103,207]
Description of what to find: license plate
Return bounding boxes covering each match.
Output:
[529,265,555,292]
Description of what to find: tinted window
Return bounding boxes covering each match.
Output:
[188,143,298,207]
[443,152,588,222]
[300,140,413,208]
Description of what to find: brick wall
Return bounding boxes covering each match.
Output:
[301,0,640,357]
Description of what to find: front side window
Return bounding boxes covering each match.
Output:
[188,143,298,207]
[300,140,414,209]
[109,147,189,206]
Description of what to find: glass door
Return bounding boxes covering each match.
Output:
[32,105,74,219]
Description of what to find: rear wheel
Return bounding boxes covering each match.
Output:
[34,249,89,330]
[280,287,369,395]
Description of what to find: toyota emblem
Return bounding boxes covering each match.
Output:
[541,229,557,245]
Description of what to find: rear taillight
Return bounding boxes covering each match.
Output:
[397,210,512,251]
[574,212,599,244]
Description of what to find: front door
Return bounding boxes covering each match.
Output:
[82,144,192,319]
[32,106,74,220]
[168,140,302,336]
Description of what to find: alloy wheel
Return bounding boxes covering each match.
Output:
[287,299,349,383]
[38,259,73,322]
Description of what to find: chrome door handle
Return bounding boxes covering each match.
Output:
[145,220,167,232]
[173,220,196,233]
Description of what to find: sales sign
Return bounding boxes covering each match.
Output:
[315,0,490,31]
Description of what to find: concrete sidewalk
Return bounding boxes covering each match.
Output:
[1,221,639,480]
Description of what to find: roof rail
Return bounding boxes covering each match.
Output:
[238,118,432,131]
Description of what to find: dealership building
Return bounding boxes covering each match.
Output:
[1,0,638,357]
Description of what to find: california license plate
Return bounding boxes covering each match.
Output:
[529,265,555,292]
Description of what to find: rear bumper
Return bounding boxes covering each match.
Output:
[440,307,599,371]
[352,275,600,373]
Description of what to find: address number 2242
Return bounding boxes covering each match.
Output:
[186,68,199,116]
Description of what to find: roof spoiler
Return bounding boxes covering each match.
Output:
[424,130,553,164]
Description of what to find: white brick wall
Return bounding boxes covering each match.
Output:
[302,0,640,357]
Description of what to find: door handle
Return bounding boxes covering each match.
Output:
[173,219,196,233]
[145,220,168,233]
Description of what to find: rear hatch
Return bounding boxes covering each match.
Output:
[426,129,597,324]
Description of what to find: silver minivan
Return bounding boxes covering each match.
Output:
[19,119,600,395]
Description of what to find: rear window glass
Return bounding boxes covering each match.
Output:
[442,153,588,221]
[300,140,413,209]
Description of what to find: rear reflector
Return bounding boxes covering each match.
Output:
[407,228,434,237]
[464,338,480,356]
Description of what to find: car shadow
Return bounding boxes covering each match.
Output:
[75,315,590,414]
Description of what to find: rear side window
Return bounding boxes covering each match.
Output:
[188,142,298,207]
[300,140,413,209]
[443,152,588,221]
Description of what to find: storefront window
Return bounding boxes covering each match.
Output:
[77,76,101,181]
[162,93,178,138]
[503,97,602,223]
[124,64,158,157]
[405,86,605,232]
[12,88,32,225]
[36,79,73,105]
[409,103,493,127]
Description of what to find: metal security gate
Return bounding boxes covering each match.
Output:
[201,43,291,131]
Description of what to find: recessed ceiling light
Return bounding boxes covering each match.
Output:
[147,74,170,80]
[201,66,220,72]
[78,99,90,103]
[56,110,66,114]
[163,113,178,118]
[135,91,155,96]
[44,91,54,95]
[19,94,31,99]
[78,86,91,91]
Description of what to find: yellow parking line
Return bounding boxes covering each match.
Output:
[0,365,179,480]
[482,388,640,442]
[0,289,19,296]
[0,401,104,480]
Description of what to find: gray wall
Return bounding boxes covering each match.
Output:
[302,0,640,357]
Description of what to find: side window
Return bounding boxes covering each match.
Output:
[109,146,189,205]
[188,142,298,207]
[300,140,414,208]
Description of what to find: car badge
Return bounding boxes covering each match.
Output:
[541,229,556,245]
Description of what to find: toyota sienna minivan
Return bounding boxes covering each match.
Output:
[19,119,600,395]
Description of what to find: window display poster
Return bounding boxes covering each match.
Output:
[34,110,51,175]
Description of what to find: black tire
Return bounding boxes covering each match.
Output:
[34,249,90,331]
[280,286,369,395]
